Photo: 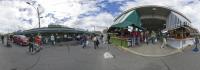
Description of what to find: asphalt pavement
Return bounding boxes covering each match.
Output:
[0,41,200,70]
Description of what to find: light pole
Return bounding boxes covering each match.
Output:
[26,2,41,28]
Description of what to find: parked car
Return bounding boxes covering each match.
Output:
[13,35,29,46]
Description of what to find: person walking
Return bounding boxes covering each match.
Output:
[100,34,104,43]
[82,35,87,48]
[107,34,110,44]
[136,30,141,45]
[93,35,99,49]
[140,31,144,43]
[45,37,48,44]
[103,34,107,44]
[50,34,55,45]
[161,37,167,48]
[144,31,149,45]
[35,34,42,49]
[1,35,4,44]
[6,35,11,47]
[132,29,137,46]
[195,37,199,48]
[29,35,34,53]
[151,31,156,44]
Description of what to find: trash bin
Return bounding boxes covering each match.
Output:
[127,38,132,47]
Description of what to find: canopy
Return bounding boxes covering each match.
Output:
[111,10,142,29]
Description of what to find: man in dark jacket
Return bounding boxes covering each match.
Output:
[29,35,34,52]
[1,35,4,44]
[195,37,199,48]
[82,35,87,48]
[107,34,110,44]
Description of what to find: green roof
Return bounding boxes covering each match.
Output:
[13,27,92,35]
[111,10,142,29]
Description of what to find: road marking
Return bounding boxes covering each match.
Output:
[104,52,114,59]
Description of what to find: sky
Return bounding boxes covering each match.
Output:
[0,0,200,34]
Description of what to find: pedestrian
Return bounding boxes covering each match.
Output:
[64,34,67,41]
[50,34,55,45]
[93,35,99,49]
[45,37,48,44]
[132,29,137,46]
[140,31,144,43]
[161,37,167,48]
[103,34,107,44]
[96,38,99,47]
[1,35,4,44]
[35,34,42,49]
[100,34,104,43]
[144,31,149,45]
[136,29,141,45]
[6,35,11,47]
[195,37,199,48]
[107,34,110,44]
[29,35,34,52]
[151,31,156,44]
[82,35,87,48]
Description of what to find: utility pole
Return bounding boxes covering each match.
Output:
[26,2,41,28]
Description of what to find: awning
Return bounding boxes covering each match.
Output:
[181,25,199,33]
[110,10,142,29]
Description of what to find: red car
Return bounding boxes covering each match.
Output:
[13,35,29,46]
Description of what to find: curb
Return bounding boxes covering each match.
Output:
[113,45,181,57]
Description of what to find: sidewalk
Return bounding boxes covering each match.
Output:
[112,42,182,57]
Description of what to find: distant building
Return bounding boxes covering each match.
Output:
[13,24,91,39]
[108,5,199,49]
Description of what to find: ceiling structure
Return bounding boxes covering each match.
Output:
[115,5,191,32]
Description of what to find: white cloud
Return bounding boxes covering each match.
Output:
[0,0,41,34]
[0,0,103,33]
[37,0,100,24]
[72,12,114,31]
[0,0,200,34]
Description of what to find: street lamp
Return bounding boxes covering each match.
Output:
[26,2,41,28]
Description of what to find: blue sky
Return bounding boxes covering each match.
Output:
[0,0,200,33]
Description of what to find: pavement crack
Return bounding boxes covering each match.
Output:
[160,58,171,70]
[24,52,42,70]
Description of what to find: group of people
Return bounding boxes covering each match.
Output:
[129,29,158,47]
[80,34,111,49]
[1,35,12,47]
[28,34,42,53]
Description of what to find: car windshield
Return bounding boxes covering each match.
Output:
[0,0,200,70]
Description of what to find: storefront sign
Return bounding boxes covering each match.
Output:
[128,26,133,32]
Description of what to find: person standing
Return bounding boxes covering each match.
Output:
[50,34,55,45]
[35,34,42,48]
[151,31,156,44]
[132,29,137,46]
[6,35,11,47]
[64,34,67,41]
[82,35,87,48]
[93,35,99,49]
[103,34,107,44]
[136,30,141,45]
[161,37,167,48]
[195,37,199,48]
[1,35,4,44]
[140,31,144,43]
[107,34,110,44]
[100,34,104,43]
[45,37,48,44]
[144,31,149,45]
[29,35,34,52]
